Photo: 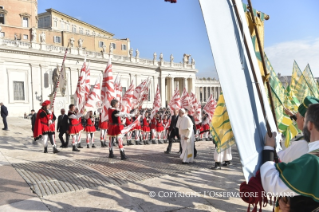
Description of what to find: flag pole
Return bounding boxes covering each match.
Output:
[50,43,70,111]
[231,0,273,136]
[247,0,278,128]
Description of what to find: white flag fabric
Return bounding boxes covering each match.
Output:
[122,115,141,135]
[101,58,115,122]
[199,0,280,182]
[202,94,217,120]
[121,81,134,113]
[74,60,87,111]
[84,79,101,111]
[151,84,161,119]
[168,88,181,114]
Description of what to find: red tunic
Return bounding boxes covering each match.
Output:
[196,124,201,130]
[150,118,156,130]
[108,108,124,136]
[142,117,150,132]
[68,112,81,135]
[33,109,55,140]
[125,117,134,132]
[155,118,164,132]
[99,114,108,129]
[200,124,210,133]
[133,116,142,131]
[85,117,96,133]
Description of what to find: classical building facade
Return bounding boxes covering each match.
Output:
[0,0,220,116]
[195,77,221,104]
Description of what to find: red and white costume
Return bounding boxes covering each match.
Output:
[132,115,142,143]
[33,100,58,153]
[98,109,108,145]
[125,117,133,141]
[163,117,169,141]
[85,113,96,146]
[150,117,156,140]
[200,116,210,140]
[142,115,151,141]
[155,116,164,141]
[108,107,132,151]
[68,111,83,146]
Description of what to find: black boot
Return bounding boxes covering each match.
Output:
[87,144,90,148]
[100,141,105,147]
[103,141,107,147]
[120,150,127,160]
[210,162,221,170]
[53,146,59,154]
[144,140,149,145]
[44,147,48,153]
[152,140,157,144]
[158,140,163,144]
[222,161,232,166]
[109,149,114,158]
[78,143,83,148]
[92,144,96,148]
[73,145,80,152]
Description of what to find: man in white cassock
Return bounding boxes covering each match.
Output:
[176,109,195,164]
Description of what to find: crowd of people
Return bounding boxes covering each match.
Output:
[31,99,215,163]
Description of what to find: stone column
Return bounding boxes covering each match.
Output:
[169,76,174,102]
[160,76,166,107]
[183,78,188,93]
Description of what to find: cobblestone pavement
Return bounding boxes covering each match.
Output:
[0,118,272,212]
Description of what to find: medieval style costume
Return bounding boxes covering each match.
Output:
[108,106,132,160]
[84,112,96,148]
[68,109,83,152]
[132,114,142,145]
[98,109,108,148]
[125,117,134,145]
[176,109,195,164]
[155,114,165,144]
[33,100,59,154]
[150,117,157,144]
[162,115,169,143]
[142,113,151,145]
[200,114,210,141]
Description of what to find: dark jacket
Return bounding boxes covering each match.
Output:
[1,105,8,117]
[188,115,196,134]
[57,114,69,133]
[169,115,179,131]
[31,113,37,131]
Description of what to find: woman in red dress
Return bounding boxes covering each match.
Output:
[142,111,151,145]
[132,110,142,145]
[200,114,210,141]
[125,115,134,145]
[33,100,59,154]
[162,114,170,143]
[85,110,96,148]
[150,115,156,144]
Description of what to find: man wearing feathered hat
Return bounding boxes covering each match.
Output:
[33,100,59,154]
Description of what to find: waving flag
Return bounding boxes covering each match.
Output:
[291,61,311,103]
[189,92,197,118]
[101,58,115,122]
[202,94,217,120]
[181,88,192,113]
[84,79,101,111]
[74,59,87,111]
[151,84,161,119]
[195,98,202,125]
[121,81,134,113]
[132,79,147,109]
[168,88,181,114]
[211,92,235,153]
[122,115,142,135]
[302,64,319,98]
[138,79,151,109]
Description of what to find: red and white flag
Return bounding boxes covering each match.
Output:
[168,88,181,114]
[121,80,134,113]
[151,84,161,119]
[132,79,148,109]
[181,87,193,113]
[138,79,151,109]
[84,79,101,111]
[190,93,201,124]
[203,94,217,120]
[101,58,115,122]
[74,59,88,111]
[122,115,141,134]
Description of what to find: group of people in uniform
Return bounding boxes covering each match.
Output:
[33,99,214,162]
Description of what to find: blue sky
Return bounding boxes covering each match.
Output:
[38,0,319,78]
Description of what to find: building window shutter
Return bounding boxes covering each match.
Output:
[13,81,25,101]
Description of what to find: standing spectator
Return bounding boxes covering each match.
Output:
[0,103,8,130]
[57,109,69,148]
[164,109,180,154]
[31,109,37,133]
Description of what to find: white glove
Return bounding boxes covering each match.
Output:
[48,110,52,114]
[48,120,52,125]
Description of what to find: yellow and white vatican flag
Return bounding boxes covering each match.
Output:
[200,0,280,182]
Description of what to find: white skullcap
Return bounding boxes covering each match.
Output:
[180,108,185,114]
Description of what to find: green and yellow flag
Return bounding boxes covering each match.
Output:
[291,61,311,103]
[245,9,265,77]
[284,85,300,113]
[211,93,235,153]
[302,64,319,98]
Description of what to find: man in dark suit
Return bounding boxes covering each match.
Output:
[31,109,37,132]
[164,109,180,154]
[57,109,69,148]
[0,103,8,130]
[185,108,197,158]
